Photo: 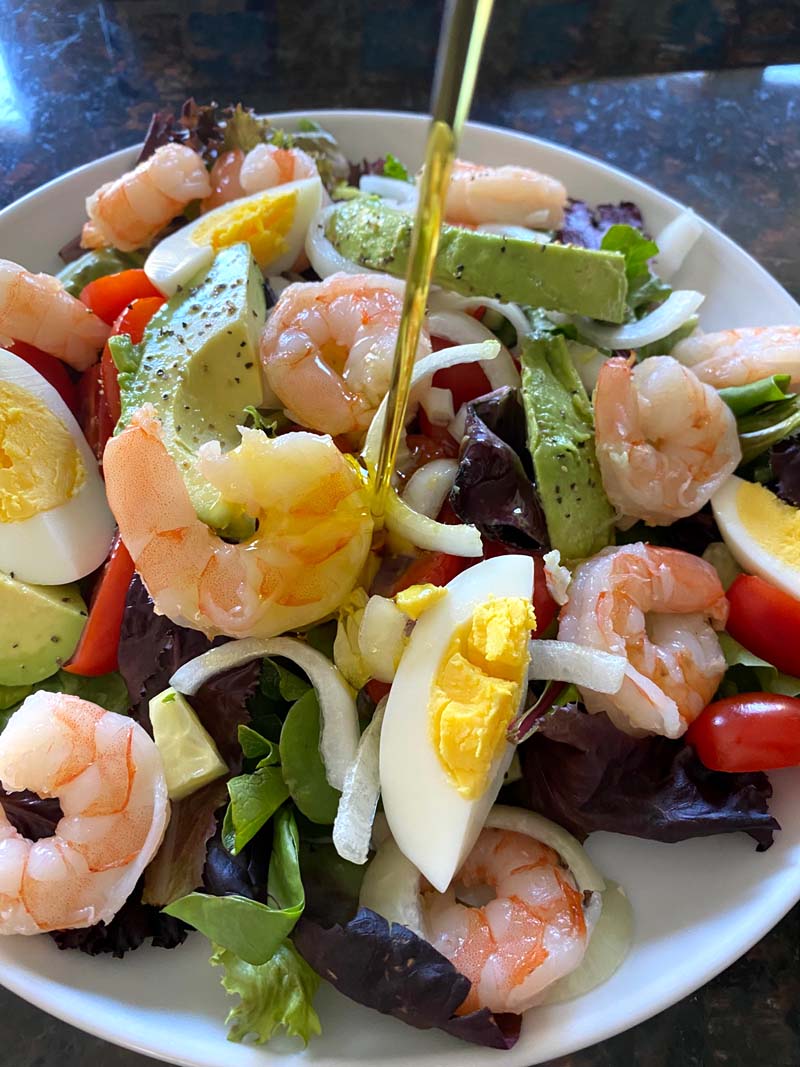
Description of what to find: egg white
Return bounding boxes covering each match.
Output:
[145,177,323,296]
[0,349,115,585]
[712,474,800,599]
[379,554,534,892]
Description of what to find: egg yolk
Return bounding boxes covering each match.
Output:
[429,596,536,800]
[737,479,800,571]
[191,189,297,270]
[395,583,447,620]
[0,382,85,524]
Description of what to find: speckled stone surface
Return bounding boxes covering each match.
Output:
[1,2,800,1065]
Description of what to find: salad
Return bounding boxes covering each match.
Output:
[0,98,797,1051]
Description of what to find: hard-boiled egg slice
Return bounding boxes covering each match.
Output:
[145,177,323,296]
[380,554,535,892]
[0,349,115,584]
[712,474,800,599]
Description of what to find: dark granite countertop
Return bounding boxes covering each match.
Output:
[1,2,800,1065]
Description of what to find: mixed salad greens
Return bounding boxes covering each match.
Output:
[0,98,799,1051]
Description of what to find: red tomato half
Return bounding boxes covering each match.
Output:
[7,339,79,414]
[726,574,800,678]
[687,693,800,772]
[80,269,162,325]
[64,533,135,676]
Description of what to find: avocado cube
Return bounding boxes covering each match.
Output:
[149,688,228,800]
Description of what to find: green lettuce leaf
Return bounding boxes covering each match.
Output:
[636,316,699,359]
[223,766,289,854]
[719,374,793,417]
[211,940,321,1046]
[717,633,800,698]
[383,153,411,182]
[600,223,670,312]
[164,807,304,964]
[237,724,279,763]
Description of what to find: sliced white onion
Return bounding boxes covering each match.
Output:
[419,385,455,426]
[426,309,520,389]
[476,222,552,244]
[528,640,626,694]
[403,458,459,520]
[537,882,633,1005]
[305,204,380,280]
[359,174,418,207]
[428,289,530,351]
[332,698,387,865]
[170,636,358,791]
[655,209,704,279]
[385,491,482,556]
[567,339,607,394]
[266,274,292,298]
[574,290,705,351]
[359,597,407,683]
[363,342,499,558]
[448,401,469,442]
[542,549,571,606]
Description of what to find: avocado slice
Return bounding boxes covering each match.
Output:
[149,688,228,800]
[57,248,146,297]
[0,571,87,686]
[114,242,266,537]
[520,334,616,560]
[325,198,628,323]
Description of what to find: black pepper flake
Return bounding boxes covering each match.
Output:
[234,376,240,384]
[162,393,169,400]
[244,362,253,369]
[155,369,165,378]
[239,341,247,348]
[181,322,188,330]
[50,635,60,644]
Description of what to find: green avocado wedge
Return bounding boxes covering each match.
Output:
[113,243,266,537]
[0,572,87,686]
[325,198,628,322]
[520,334,616,561]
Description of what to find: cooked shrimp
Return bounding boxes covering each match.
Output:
[260,272,431,436]
[202,148,247,211]
[81,143,212,252]
[103,405,373,639]
[558,542,728,738]
[594,355,741,525]
[240,143,319,195]
[422,827,593,1015]
[443,159,567,230]
[0,260,109,371]
[672,325,800,390]
[0,691,168,933]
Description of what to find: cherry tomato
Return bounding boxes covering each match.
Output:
[80,269,162,325]
[7,339,78,414]
[77,362,116,464]
[482,540,558,637]
[387,550,470,595]
[687,693,800,772]
[365,679,392,705]
[64,533,135,676]
[726,574,800,678]
[429,337,492,410]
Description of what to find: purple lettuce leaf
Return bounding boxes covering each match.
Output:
[143,780,229,907]
[516,703,778,850]
[293,908,519,1050]
[450,387,548,549]
[50,879,188,958]
[0,788,61,841]
[202,816,271,903]
[616,504,722,557]
[557,199,645,249]
[118,576,259,772]
[770,434,800,507]
[136,98,226,166]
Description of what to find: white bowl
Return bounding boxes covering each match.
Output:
[1,110,799,1067]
